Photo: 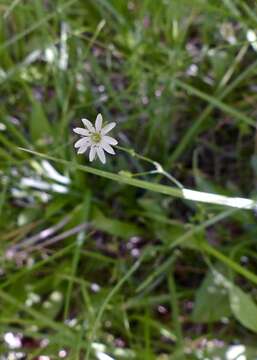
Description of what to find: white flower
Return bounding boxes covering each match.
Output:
[73,113,118,164]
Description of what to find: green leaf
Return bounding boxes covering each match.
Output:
[229,285,257,333]
[29,100,52,143]
[92,208,143,239]
[138,197,164,214]
[192,269,231,323]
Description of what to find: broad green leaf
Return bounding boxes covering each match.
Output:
[192,269,231,322]
[229,285,257,333]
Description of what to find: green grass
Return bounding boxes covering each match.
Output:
[1,0,257,359]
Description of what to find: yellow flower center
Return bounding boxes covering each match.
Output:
[91,132,102,144]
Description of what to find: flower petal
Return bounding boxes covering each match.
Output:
[101,141,115,154]
[89,146,96,162]
[74,137,90,148]
[96,147,106,164]
[73,127,90,136]
[102,135,118,145]
[101,122,116,135]
[95,113,103,132]
[77,143,90,154]
[81,118,95,132]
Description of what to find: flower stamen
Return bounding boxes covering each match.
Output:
[91,132,102,144]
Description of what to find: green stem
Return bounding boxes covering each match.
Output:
[168,272,185,358]
[201,242,257,285]
[18,147,257,210]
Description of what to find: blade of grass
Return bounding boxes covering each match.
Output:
[1,116,32,148]
[0,134,27,159]
[0,242,77,289]
[200,242,257,285]
[136,251,179,293]
[63,191,91,320]
[170,57,257,164]
[0,144,17,161]
[174,79,257,128]
[0,175,8,218]
[0,289,73,340]
[92,0,126,25]
[0,0,78,52]
[3,0,23,19]
[168,272,185,357]
[85,252,146,360]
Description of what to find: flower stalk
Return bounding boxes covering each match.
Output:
[19,147,257,211]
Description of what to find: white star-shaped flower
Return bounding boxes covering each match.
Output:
[73,113,118,164]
